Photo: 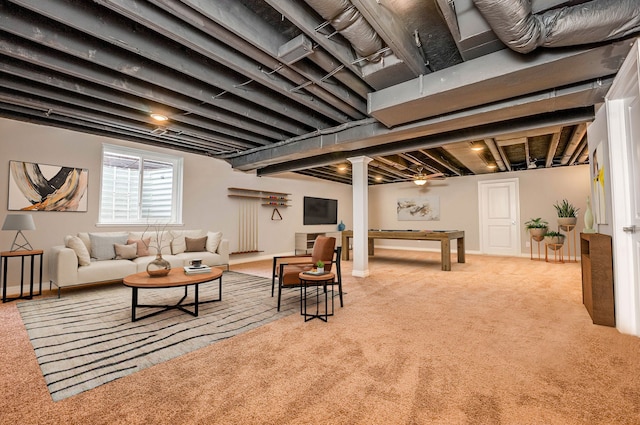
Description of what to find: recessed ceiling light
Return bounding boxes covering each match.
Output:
[470,141,484,151]
[487,162,497,169]
[150,113,168,122]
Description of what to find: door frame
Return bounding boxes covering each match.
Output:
[606,41,640,335]
[478,178,521,256]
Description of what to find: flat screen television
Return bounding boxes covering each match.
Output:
[303,196,338,225]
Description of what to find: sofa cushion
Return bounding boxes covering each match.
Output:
[115,243,138,260]
[132,255,183,273]
[77,259,137,284]
[185,236,207,252]
[206,231,223,253]
[64,235,91,266]
[88,233,128,260]
[126,238,151,257]
[170,236,186,254]
[175,251,221,265]
[128,231,163,255]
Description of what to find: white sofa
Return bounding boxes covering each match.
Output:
[49,229,229,296]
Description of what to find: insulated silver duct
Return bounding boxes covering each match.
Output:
[472,0,640,54]
[303,0,384,62]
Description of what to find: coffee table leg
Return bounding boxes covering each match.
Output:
[194,284,199,317]
[131,288,138,322]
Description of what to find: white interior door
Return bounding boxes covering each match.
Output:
[604,39,640,335]
[478,179,520,256]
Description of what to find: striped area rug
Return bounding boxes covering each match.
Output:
[17,271,303,401]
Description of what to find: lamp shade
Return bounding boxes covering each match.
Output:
[2,214,36,231]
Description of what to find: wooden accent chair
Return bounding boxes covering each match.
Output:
[272,236,343,311]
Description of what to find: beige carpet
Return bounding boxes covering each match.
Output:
[2,249,640,425]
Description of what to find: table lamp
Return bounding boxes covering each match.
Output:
[2,214,36,251]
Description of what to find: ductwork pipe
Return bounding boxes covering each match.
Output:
[472,0,640,54]
[303,0,384,62]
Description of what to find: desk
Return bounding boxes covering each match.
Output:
[341,230,465,271]
[1,250,43,303]
[123,268,223,321]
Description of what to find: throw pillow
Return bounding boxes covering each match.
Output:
[206,231,223,253]
[171,236,186,254]
[114,243,138,260]
[127,238,151,257]
[185,236,207,252]
[64,235,91,266]
[88,233,128,260]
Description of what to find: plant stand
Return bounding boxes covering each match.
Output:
[530,235,543,260]
[545,243,565,263]
[558,224,577,262]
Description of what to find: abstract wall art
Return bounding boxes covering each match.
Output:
[397,196,440,221]
[8,160,88,212]
[592,142,606,224]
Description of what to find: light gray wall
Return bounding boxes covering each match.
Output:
[368,164,591,255]
[0,118,352,287]
[0,116,596,291]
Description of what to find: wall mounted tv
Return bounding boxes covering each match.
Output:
[303,196,338,225]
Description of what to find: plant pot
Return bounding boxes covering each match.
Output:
[529,227,548,242]
[544,235,565,249]
[557,217,577,230]
[147,253,171,277]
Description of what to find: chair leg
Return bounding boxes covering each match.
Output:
[277,282,282,311]
[271,258,277,297]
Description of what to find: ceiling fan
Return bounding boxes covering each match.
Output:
[411,167,445,186]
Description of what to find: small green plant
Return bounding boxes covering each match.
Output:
[524,217,548,229]
[316,260,324,268]
[553,199,579,218]
[544,230,564,237]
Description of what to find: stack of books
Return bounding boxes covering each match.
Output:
[183,265,212,275]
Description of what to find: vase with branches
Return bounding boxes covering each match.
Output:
[142,222,173,277]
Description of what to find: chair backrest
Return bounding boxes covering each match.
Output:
[311,236,336,271]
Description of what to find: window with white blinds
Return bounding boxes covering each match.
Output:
[99,144,183,225]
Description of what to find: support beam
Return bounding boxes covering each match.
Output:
[348,156,372,278]
[545,131,562,167]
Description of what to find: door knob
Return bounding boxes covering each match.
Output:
[623,225,636,233]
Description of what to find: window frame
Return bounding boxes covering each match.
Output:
[98,144,183,226]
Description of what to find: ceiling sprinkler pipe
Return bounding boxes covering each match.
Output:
[472,0,640,54]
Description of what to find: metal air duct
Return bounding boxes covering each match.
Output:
[303,0,385,62]
[472,0,640,54]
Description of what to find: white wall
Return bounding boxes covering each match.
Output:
[369,164,591,255]
[0,118,352,288]
[0,116,593,293]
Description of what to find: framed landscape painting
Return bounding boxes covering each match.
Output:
[397,196,440,221]
[8,160,88,212]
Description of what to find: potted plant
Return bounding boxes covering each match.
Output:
[554,199,579,230]
[544,230,565,250]
[525,217,549,242]
[316,260,325,273]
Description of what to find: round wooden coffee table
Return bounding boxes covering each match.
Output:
[298,271,335,322]
[123,267,223,321]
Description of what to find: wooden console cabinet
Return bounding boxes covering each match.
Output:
[580,233,615,327]
[295,232,341,255]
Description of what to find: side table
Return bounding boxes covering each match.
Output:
[1,250,44,302]
[298,271,335,322]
